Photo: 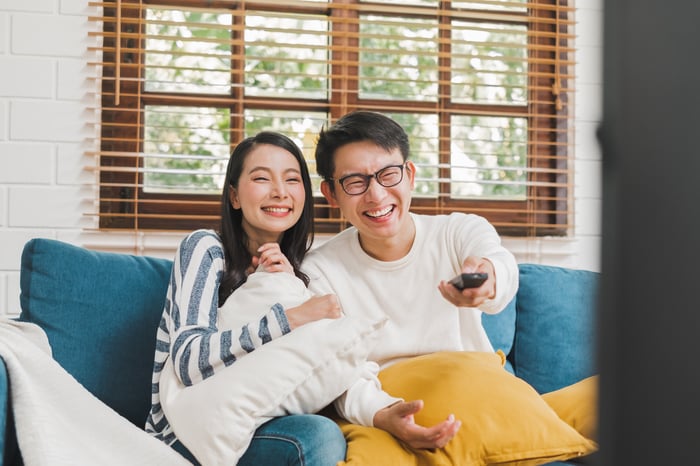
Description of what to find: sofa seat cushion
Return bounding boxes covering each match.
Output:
[18,238,173,427]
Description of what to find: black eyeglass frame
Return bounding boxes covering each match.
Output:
[329,163,408,196]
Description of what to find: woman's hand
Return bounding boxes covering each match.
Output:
[254,243,294,274]
[373,400,461,449]
[437,257,496,308]
[285,294,342,329]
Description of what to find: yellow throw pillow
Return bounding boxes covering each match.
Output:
[338,351,597,466]
[542,375,599,442]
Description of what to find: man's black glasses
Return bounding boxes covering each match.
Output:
[330,163,407,196]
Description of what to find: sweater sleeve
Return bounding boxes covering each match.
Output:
[333,361,403,427]
[305,251,402,426]
[455,214,519,315]
[165,230,292,386]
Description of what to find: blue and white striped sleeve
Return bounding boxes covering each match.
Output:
[166,230,292,386]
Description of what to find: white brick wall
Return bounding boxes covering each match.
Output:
[0,1,604,317]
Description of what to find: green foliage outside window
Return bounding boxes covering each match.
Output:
[139,3,533,201]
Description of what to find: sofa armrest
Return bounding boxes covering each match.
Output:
[1,355,21,466]
[1,355,6,465]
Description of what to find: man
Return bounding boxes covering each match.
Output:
[302,110,519,449]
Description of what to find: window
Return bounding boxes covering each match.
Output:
[89,0,574,236]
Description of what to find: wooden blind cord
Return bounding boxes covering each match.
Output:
[115,0,121,106]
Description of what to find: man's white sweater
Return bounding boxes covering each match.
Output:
[302,213,519,426]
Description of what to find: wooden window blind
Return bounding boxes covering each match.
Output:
[87,0,574,236]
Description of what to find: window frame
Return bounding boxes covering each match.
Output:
[96,0,572,236]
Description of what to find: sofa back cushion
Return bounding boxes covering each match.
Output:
[481,297,516,372]
[19,238,173,428]
[512,264,599,394]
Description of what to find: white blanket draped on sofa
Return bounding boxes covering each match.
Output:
[0,318,189,466]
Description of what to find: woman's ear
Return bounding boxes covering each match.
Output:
[320,180,339,207]
[229,186,241,209]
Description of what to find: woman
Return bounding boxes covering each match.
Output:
[145,131,345,465]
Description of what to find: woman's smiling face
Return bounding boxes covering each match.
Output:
[229,143,306,245]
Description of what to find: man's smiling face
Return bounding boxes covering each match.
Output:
[321,140,416,258]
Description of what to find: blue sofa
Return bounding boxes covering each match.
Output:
[0,238,599,465]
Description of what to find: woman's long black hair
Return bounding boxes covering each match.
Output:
[218,131,315,305]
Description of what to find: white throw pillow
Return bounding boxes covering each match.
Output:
[160,314,387,466]
[217,268,313,331]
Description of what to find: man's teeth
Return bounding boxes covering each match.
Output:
[366,206,392,218]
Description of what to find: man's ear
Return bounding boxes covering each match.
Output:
[405,160,417,190]
[320,180,339,207]
[229,186,241,209]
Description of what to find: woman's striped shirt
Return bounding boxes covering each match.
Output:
[144,229,291,445]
